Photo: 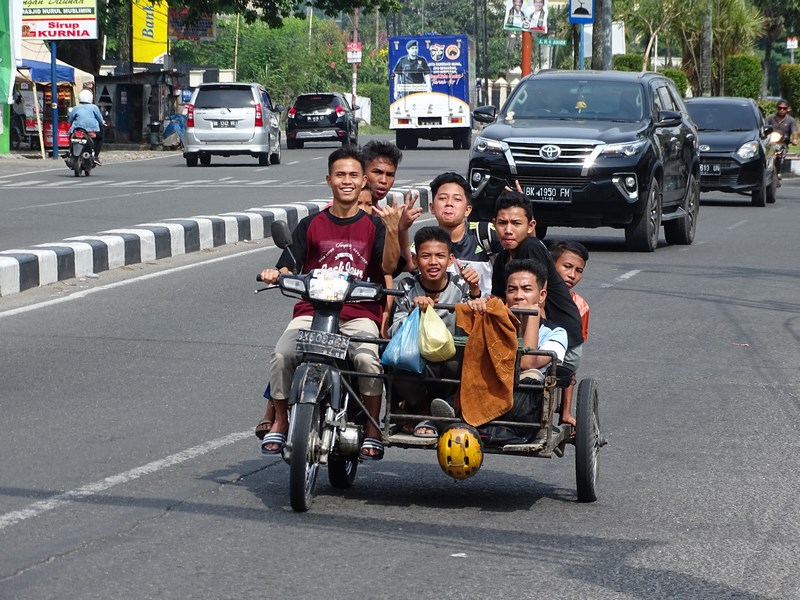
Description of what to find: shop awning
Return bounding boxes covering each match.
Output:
[18,59,75,84]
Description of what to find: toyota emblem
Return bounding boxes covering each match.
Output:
[540,144,561,161]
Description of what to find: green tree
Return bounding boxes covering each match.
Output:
[616,0,699,71]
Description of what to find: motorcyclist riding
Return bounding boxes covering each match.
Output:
[765,100,798,186]
[68,89,106,164]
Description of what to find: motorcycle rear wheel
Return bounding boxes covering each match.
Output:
[73,163,82,177]
[289,402,322,512]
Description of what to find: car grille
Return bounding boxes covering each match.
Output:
[508,140,599,166]
[700,158,739,185]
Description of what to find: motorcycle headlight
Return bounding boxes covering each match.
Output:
[473,136,509,155]
[736,141,759,160]
[599,140,647,157]
[279,275,306,295]
[349,284,380,301]
[307,269,350,301]
[769,131,784,144]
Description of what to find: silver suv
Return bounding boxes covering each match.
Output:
[183,83,284,167]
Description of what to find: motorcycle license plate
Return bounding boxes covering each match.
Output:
[213,120,236,128]
[296,329,349,360]
[700,163,721,175]
[524,185,573,202]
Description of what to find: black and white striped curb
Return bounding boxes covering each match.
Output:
[0,187,431,297]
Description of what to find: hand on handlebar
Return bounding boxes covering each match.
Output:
[258,268,281,284]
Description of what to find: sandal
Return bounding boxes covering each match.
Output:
[260,432,286,456]
[360,437,385,461]
[413,420,439,439]
[254,418,273,441]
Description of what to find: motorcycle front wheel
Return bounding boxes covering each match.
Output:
[289,402,323,512]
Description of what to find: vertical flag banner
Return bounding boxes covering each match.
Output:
[1,0,23,104]
[133,0,168,64]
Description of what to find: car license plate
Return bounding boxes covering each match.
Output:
[296,329,349,360]
[700,163,721,175]
[213,120,236,128]
[524,185,572,201]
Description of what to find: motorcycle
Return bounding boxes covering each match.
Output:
[257,221,395,512]
[63,127,97,177]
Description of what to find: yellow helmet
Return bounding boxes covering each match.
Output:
[437,424,483,480]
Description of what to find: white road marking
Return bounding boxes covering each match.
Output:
[147,179,181,186]
[0,244,273,319]
[286,161,300,165]
[0,431,251,532]
[600,269,642,288]
[109,180,147,186]
[728,220,748,230]
[2,180,46,187]
[10,186,176,210]
[247,179,278,185]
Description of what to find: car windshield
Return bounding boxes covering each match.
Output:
[194,87,255,109]
[686,103,758,131]
[295,95,338,111]
[503,79,646,122]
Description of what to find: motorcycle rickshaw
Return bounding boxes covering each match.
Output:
[259,222,606,512]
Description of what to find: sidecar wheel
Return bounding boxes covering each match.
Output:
[289,402,322,512]
[575,378,600,503]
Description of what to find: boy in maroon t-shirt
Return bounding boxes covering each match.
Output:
[257,146,403,460]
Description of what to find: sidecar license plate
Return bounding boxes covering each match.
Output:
[296,329,349,360]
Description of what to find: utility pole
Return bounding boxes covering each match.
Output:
[234,13,240,80]
[352,8,359,109]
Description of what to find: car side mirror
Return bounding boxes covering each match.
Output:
[274,104,285,113]
[473,105,497,124]
[763,125,774,137]
[655,110,682,127]
[353,104,360,111]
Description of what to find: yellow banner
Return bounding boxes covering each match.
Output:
[132,0,168,64]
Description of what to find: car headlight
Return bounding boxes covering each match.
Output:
[473,136,509,155]
[307,269,351,301]
[599,140,647,157]
[736,141,759,160]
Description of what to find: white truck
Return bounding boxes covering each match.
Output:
[388,34,476,150]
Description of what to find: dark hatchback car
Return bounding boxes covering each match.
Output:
[286,93,359,149]
[684,97,777,206]
[469,70,700,251]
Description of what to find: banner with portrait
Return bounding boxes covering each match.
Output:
[503,0,548,34]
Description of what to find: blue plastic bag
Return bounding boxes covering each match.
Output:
[381,307,426,374]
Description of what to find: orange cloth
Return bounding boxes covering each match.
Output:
[571,290,590,342]
[455,298,519,427]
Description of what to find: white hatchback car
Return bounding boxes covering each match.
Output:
[183,82,284,167]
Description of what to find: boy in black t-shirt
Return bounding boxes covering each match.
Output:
[490,190,583,354]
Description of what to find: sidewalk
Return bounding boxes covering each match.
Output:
[0,148,177,175]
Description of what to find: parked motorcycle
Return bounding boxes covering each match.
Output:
[63,127,97,177]
[256,221,395,512]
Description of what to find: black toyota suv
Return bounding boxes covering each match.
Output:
[468,70,700,251]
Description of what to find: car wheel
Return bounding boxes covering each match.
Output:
[287,138,297,150]
[459,128,472,150]
[186,155,198,167]
[625,178,661,252]
[199,154,211,166]
[258,154,269,166]
[396,130,407,150]
[269,135,281,165]
[407,132,419,150]
[664,173,699,245]
[766,167,777,204]
[751,172,767,207]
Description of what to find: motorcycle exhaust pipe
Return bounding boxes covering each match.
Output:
[82,152,91,159]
